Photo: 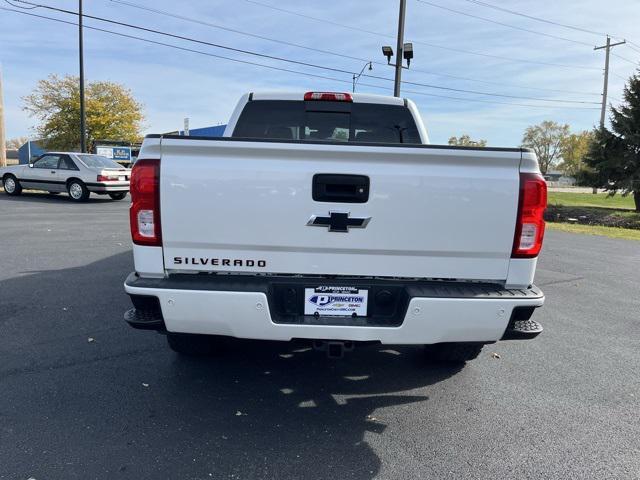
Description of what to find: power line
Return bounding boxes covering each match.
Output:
[3,0,36,8]
[363,74,600,104]
[0,6,602,112]
[403,68,599,96]
[462,0,608,37]
[611,52,639,66]
[243,0,600,71]
[611,73,630,82]
[397,87,599,110]
[111,0,600,96]
[6,1,601,104]
[410,38,599,71]
[109,0,372,65]
[242,0,397,38]
[464,0,640,54]
[625,41,640,54]
[0,8,365,84]
[415,0,594,47]
[5,0,358,77]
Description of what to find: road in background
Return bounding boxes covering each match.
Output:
[547,187,606,193]
[1,193,638,479]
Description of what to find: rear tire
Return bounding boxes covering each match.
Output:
[166,333,228,356]
[108,192,127,200]
[3,175,22,196]
[424,342,484,364]
[67,180,89,202]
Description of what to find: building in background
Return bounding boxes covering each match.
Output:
[18,140,45,164]
[544,169,576,186]
[5,148,19,165]
[173,125,227,137]
[11,124,227,167]
[93,139,136,166]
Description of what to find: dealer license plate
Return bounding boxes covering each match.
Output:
[304,286,368,317]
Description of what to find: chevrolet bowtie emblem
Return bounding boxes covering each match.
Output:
[307,212,371,233]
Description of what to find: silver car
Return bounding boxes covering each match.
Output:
[0,152,131,202]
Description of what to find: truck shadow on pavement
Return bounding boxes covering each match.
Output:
[0,251,463,480]
[161,341,461,480]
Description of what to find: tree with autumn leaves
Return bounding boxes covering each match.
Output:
[520,122,594,182]
[23,74,144,151]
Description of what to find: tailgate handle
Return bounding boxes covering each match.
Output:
[312,174,369,203]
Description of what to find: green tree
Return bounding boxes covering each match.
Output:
[23,74,144,151]
[583,72,640,211]
[521,120,570,175]
[558,130,593,177]
[333,129,348,141]
[448,134,487,147]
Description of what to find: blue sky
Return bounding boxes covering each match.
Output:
[1,0,639,146]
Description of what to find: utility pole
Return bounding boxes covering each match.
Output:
[79,0,87,153]
[594,36,625,128]
[0,67,6,167]
[394,0,407,97]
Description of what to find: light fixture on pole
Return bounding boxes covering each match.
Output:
[352,61,373,92]
[403,42,413,67]
[381,46,394,63]
[381,42,414,96]
[381,0,413,97]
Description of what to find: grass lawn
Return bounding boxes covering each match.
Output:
[547,191,636,210]
[546,190,640,240]
[546,222,640,241]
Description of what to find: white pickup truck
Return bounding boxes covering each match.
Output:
[123,91,547,364]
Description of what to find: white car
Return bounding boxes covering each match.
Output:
[124,91,547,364]
[1,152,130,201]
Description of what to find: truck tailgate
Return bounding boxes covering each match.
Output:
[159,138,522,281]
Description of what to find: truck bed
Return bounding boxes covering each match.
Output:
[150,135,529,283]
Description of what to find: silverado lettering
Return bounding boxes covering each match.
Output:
[173,257,266,267]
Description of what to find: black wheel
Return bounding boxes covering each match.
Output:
[67,180,89,202]
[424,342,484,364]
[166,333,228,356]
[3,175,22,196]
[108,192,127,200]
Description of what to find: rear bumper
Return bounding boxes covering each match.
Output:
[87,182,129,193]
[123,273,544,344]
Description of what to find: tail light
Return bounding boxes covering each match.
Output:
[130,159,161,246]
[304,91,352,102]
[512,172,547,258]
[97,174,119,182]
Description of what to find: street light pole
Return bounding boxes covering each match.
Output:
[393,0,407,97]
[352,62,372,92]
[79,0,87,153]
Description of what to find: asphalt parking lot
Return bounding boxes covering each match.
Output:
[1,192,639,480]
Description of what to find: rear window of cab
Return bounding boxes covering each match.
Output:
[232,100,421,144]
